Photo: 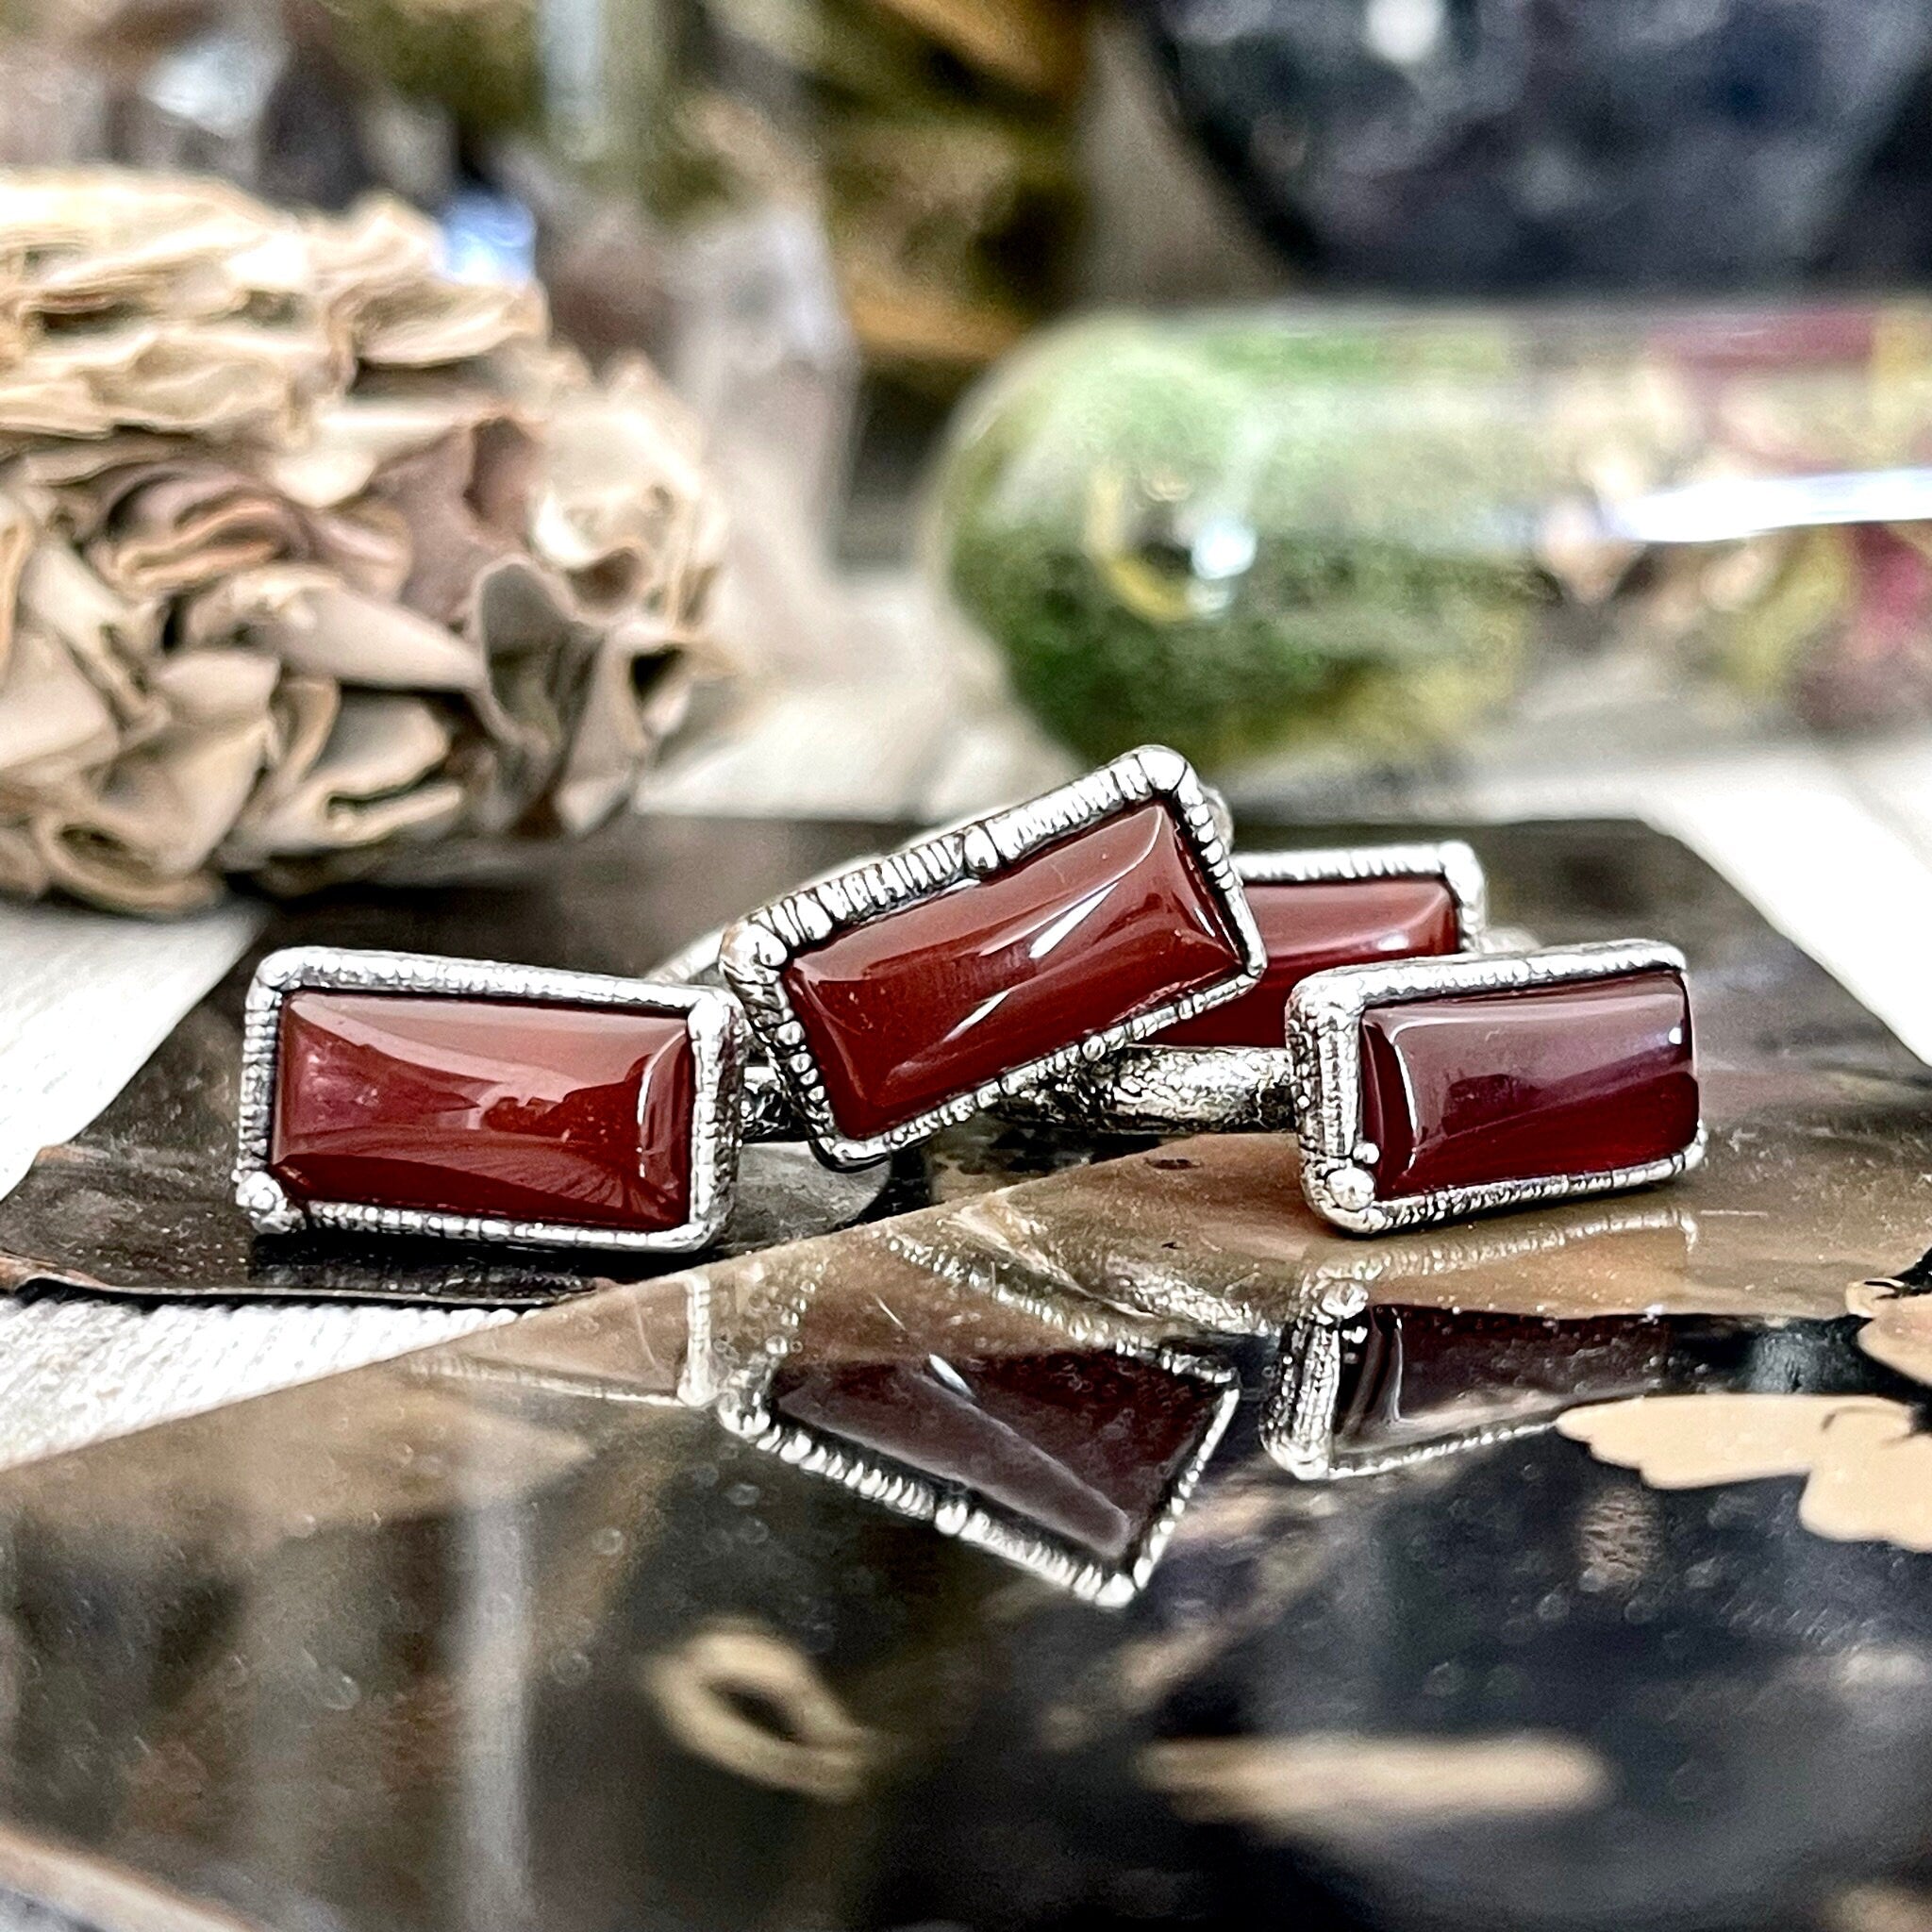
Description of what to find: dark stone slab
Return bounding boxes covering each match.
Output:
[0,817,1924,1929]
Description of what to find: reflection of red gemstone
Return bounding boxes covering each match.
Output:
[1358,970,1697,1198]
[768,1347,1224,1564]
[781,803,1244,1141]
[1155,876,1458,1048]
[270,991,695,1230]
[1336,1307,1673,1461]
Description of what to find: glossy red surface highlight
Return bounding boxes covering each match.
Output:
[1154,875,1459,1047]
[782,802,1244,1141]
[269,991,695,1231]
[1358,969,1697,1198]
[768,1348,1224,1564]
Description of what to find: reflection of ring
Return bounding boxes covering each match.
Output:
[1263,1286,1683,1482]
[713,1220,1239,1607]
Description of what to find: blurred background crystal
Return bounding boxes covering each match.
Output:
[929,301,1932,795]
[1145,0,1932,292]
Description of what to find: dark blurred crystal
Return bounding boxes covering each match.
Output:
[1144,0,1932,291]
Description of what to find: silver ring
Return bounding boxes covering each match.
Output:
[999,841,1491,1134]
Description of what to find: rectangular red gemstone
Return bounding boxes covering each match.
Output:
[781,802,1245,1142]
[1153,875,1460,1047]
[1358,969,1697,1198]
[269,991,696,1231]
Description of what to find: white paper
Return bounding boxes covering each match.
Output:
[1465,741,1932,1068]
[0,1294,509,1474]
[0,894,262,1200]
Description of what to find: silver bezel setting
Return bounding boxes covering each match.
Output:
[1290,939,1705,1236]
[1237,839,1487,937]
[717,745,1265,1170]
[713,1230,1240,1607]
[998,840,1489,1135]
[233,946,749,1253]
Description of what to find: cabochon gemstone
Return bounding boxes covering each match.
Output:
[270,991,696,1231]
[1357,969,1697,1199]
[780,802,1245,1142]
[1154,875,1459,1047]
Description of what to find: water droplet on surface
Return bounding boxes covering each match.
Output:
[313,1669,360,1712]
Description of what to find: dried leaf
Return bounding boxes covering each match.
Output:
[223,692,463,862]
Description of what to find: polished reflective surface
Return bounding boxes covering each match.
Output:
[272,992,696,1230]
[781,803,1245,1140]
[1359,969,1699,1196]
[1154,875,1459,1047]
[0,821,1929,1930]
